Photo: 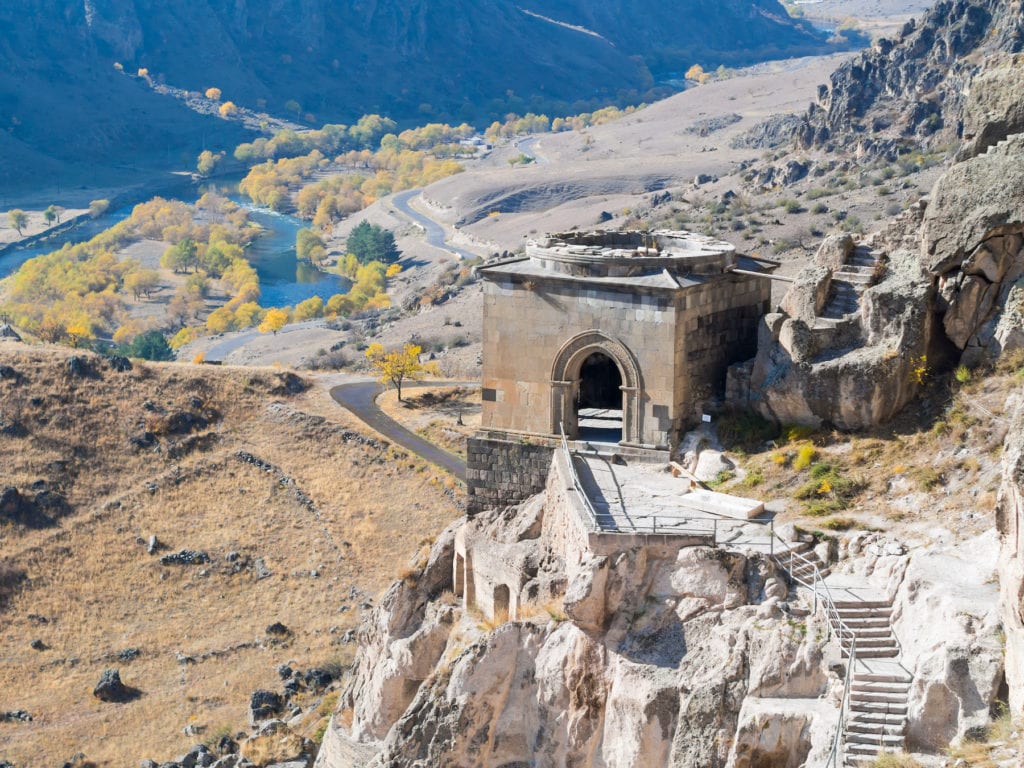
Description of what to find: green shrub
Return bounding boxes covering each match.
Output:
[794,463,863,516]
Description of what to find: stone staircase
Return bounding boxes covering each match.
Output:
[827,583,911,765]
[821,244,883,320]
[770,546,912,767]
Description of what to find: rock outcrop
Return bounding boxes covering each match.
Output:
[318,460,834,767]
[997,397,1024,718]
[797,0,1024,159]
[735,105,1024,428]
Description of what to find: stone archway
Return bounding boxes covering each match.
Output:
[550,330,642,445]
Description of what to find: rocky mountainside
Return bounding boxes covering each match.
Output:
[796,0,1024,158]
[0,0,834,193]
[734,56,1024,430]
[316,439,1007,766]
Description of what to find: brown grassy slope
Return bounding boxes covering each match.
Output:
[0,342,460,766]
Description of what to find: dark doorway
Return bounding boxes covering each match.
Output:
[576,352,623,444]
[493,584,510,623]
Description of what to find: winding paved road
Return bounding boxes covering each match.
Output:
[202,319,326,363]
[392,189,478,260]
[330,379,469,480]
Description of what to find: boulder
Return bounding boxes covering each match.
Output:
[889,532,1004,750]
[248,690,284,725]
[958,54,1024,160]
[998,398,1024,716]
[93,669,137,702]
[922,135,1024,275]
[693,450,735,483]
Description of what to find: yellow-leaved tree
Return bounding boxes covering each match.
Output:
[365,342,434,401]
[258,307,289,335]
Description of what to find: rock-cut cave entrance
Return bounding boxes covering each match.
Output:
[575,351,624,444]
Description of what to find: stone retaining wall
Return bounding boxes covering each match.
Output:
[466,435,555,515]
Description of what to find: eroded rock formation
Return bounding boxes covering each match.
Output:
[317,460,835,768]
[736,95,1024,429]
[797,0,1024,159]
[997,397,1024,718]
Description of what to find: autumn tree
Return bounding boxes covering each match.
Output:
[219,101,239,118]
[161,239,199,273]
[258,307,289,335]
[205,87,222,100]
[293,296,324,321]
[124,269,161,300]
[7,209,27,235]
[197,150,224,176]
[685,64,712,85]
[365,342,427,401]
[88,199,110,218]
[295,228,326,263]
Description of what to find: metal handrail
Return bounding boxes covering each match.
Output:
[560,434,856,764]
[560,424,600,526]
[826,635,856,768]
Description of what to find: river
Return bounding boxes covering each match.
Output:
[0,179,348,308]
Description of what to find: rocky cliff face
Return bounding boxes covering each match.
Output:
[739,80,1024,429]
[318,450,1010,766]
[997,398,1024,718]
[317,462,836,768]
[797,0,1024,159]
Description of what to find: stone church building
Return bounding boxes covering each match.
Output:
[467,229,774,512]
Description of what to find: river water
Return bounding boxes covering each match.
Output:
[0,179,348,308]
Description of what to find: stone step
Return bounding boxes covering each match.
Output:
[846,743,904,758]
[851,679,911,693]
[850,701,909,715]
[845,731,905,747]
[850,639,899,652]
[853,671,912,685]
[850,690,910,705]
[839,615,891,626]
[845,627,894,639]
[848,253,880,266]
[847,721,905,737]
[833,599,892,610]
[835,270,874,283]
[845,647,900,659]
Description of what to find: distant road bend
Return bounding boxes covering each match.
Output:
[330,379,470,480]
[391,189,478,261]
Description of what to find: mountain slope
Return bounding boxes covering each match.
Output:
[0,0,837,194]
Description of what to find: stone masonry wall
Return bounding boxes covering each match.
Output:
[466,436,555,515]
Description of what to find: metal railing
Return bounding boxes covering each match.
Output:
[559,431,856,766]
[560,424,600,527]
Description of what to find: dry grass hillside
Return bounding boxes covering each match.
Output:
[0,341,461,766]
[711,352,1024,542]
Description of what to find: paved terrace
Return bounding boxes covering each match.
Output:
[570,452,803,555]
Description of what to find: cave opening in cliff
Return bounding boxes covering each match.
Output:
[576,351,624,444]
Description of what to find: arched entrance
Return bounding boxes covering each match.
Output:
[550,331,643,446]
[576,352,624,443]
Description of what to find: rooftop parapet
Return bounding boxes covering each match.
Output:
[527,229,737,278]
